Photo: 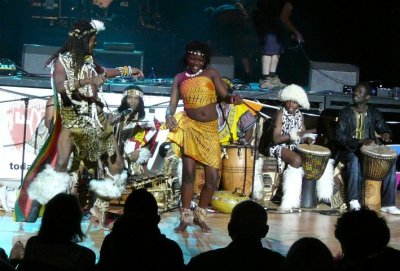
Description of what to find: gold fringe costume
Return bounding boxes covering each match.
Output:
[58,53,115,168]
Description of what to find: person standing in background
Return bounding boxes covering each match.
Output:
[253,0,303,89]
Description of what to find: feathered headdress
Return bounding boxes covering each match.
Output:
[68,19,105,39]
[90,19,106,33]
[278,84,310,109]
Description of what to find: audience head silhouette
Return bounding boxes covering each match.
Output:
[123,188,160,223]
[334,207,390,259]
[39,193,84,243]
[282,237,334,271]
[228,200,268,240]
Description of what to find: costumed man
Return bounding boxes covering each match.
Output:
[267,84,333,210]
[336,82,400,214]
[113,85,160,177]
[14,19,144,225]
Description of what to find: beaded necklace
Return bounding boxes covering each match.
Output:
[185,69,203,78]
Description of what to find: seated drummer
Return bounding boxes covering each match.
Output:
[335,82,400,214]
[114,85,160,177]
[267,84,317,210]
[217,77,257,146]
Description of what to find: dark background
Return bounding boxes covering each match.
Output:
[1,0,399,87]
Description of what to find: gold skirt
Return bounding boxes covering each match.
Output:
[166,112,221,169]
[60,107,115,165]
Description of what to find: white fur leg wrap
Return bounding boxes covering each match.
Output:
[281,165,303,209]
[27,165,72,204]
[136,148,151,165]
[316,158,335,202]
[89,170,128,199]
[252,158,264,200]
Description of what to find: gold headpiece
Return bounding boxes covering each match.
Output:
[68,20,105,39]
[123,89,143,98]
[188,50,205,56]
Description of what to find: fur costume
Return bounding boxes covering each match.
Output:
[252,158,265,201]
[281,165,303,209]
[27,165,72,205]
[89,170,128,199]
[316,158,335,202]
[278,84,310,109]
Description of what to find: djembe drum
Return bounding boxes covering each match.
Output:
[296,144,331,208]
[221,145,254,196]
[361,145,397,212]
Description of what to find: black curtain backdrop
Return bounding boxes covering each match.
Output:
[0,0,399,86]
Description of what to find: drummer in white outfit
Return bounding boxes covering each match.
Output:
[268,84,321,209]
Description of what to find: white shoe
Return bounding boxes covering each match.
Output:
[381,206,400,215]
[349,199,361,211]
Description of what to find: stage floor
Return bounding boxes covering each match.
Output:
[1,195,400,264]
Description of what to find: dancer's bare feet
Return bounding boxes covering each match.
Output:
[174,221,190,233]
[9,241,24,260]
[90,206,108,229]
[194,218,211,232]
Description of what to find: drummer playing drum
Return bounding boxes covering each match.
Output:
[336,82,400,214]
[267,84,333,210]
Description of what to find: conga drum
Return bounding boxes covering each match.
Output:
[296,144,331,208]
[361,145,397,212]
[221,145,254,196]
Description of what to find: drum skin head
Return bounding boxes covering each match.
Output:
[297,144,331,155]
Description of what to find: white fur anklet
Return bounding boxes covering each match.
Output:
[27,164,72,204]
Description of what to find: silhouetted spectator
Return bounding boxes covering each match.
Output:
[18,193,95,271]
[0,247,14,271]
[334,207,400,271]
[186,200,284,271]
[281,237,334,271]
[96,188,184,271]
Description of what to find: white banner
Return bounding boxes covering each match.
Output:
[0,85,177,186]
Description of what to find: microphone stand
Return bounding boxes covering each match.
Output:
[21,97,29,186]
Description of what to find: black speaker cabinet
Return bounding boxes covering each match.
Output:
[22,44,59,76]
[93,49,144,71]
[309,61,359,92]
[22,44,144,76]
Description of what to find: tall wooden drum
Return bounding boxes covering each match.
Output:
[361,145,397,211]
[221,145,254,196]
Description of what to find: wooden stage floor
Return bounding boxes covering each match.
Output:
[1,195,400,264]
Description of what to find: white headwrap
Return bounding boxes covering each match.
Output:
[278,84,310,110]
